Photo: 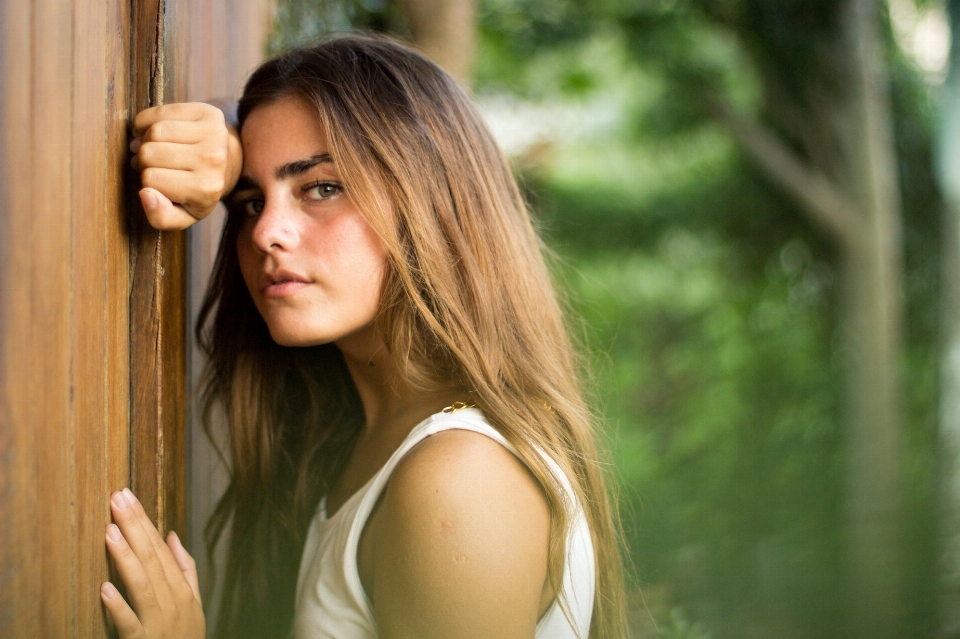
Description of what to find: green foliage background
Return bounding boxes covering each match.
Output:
[268,2,943,636]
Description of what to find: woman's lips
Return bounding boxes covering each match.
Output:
[259,270,311,298]
[262,279,310,298]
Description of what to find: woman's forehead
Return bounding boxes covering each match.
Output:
[240,97,335,177]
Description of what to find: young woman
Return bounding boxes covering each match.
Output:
[101,35,627,639]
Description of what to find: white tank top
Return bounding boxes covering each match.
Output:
[292,407,595,638]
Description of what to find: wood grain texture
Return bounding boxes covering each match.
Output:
[71,0,132,636]
[0,1,34,636]
[0,0,77,634]
[29,0,74,634]
[129,0,189,541]
[0,0,132,636]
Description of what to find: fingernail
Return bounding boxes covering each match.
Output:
[106,524,122,543]
[129,138,141,153]
[101,582,118,599]
[170,530,183,548]
[111,490,129,510]
[122,488,138,505]
[140,189,158,210]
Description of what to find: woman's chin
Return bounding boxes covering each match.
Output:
[267,326,332,348]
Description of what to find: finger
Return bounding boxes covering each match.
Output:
[138,119,214,145]
[138,141,215,173]
[105,522,161,618]
[140,167,223,216]
[168,531,202,603]
[110,491,171,602]
[100,582,146,639]
[123,489,197,599]
[132,103,216,136]
[140,188,204,231]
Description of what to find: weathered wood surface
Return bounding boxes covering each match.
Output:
[128,0,189,552]
[0,0,268,635]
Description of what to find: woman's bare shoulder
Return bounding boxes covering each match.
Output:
[369,428,551,638]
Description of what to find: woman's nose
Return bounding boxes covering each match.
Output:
[250,199,300,253]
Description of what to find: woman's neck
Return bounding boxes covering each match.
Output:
[335,324,458,434]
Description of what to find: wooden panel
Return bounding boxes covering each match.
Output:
[5,0,77,635]
[0,0,175,635]
[0,0,134,636]
[34,0,74,632]
[71,0,132,635]
[128,0,189,540]
[0,0,36,635]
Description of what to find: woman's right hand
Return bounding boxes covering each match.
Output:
[130,102,242,231]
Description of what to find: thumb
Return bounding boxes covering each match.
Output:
[139,188,198,231]
[167,531,202,603]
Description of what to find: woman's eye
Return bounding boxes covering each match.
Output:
[304,181,342,200]
[240,199,264,217]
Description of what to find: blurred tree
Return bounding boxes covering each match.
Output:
[398,0,478,83]
[937,1,960,635]
[267,0,477,83]
[614,1,907,636]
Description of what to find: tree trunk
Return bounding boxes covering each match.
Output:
[936,2,960,636]
[838,1,905,636]
[720,1,905,635]
[397,0,477,85]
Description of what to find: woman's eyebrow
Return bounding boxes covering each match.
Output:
[232,175,260,193]
[275,153,334,180]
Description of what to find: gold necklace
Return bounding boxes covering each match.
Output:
[441,400,477,414]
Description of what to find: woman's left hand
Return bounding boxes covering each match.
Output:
[101,488,206,639]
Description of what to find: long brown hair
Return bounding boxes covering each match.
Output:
[198,34,627,639]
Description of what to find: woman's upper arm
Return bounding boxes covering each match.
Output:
[371,430,551,639]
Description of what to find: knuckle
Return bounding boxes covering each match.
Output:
[148,121,165,140]
[150,533,167,553]
[175,581,196,604]
[199,176,223,199]
[139,546,161,569]
[201,145,227,167]
[111,540,135,561]
[138,143,156,165]
[140,167,157,186]
[203,103,225,125]
[130,574,154,597]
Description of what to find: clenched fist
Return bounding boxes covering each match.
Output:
[130,102,242,230]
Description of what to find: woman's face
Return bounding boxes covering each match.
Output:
[233,95,387,349]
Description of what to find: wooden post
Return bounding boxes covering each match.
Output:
[0,0,269,635]
[128,0,189,550]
